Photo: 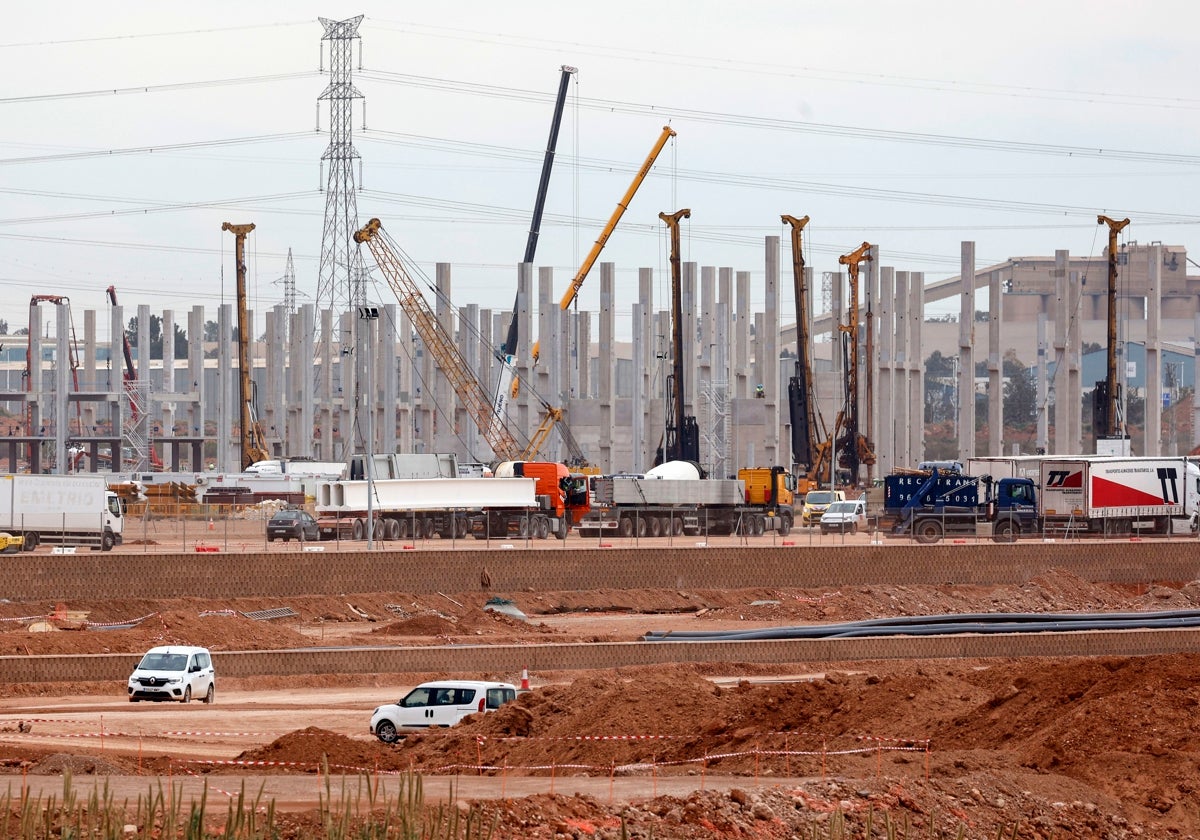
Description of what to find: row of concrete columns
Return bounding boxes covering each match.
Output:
[3,240,1195,477]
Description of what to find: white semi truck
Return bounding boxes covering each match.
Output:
[1038,456,1200,535]
[0,474,124,551]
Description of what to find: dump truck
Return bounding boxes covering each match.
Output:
[881,468,1038,544]
[0,474,124,551]
[576,463,795,537]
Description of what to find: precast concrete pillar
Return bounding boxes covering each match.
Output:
[319,308,335,459]
[433,263,456,456]
[216,303,232,471]
[908,272,924,467]
[876,266,894,478]
[187,306,204,452]
[599,264,615,469]
[763,236,780,468]
[1037,314,1048,453]
[1052,255,1069,455]
[82,310,97,437]
[987,271,1004,457]
[735,271,750,400]
[54,303,69,472]
[1067,269,1083,454]
[459,304,478,458]
[892,272,909,467]
[515,263,533,460]
[161,309,176,453]
[683,261,698,419]
[958,243,976,463]
[1145,245,1163,456]
[575,311,590,400]
[536,266,557,460]
[297,305,315,459]
[264,307,284,455]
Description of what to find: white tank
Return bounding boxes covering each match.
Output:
[644,460,701,480]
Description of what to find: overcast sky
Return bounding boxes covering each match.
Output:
[3,1,1197,345]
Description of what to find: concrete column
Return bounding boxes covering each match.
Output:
[575,311,590,401]
[161,309,175,440]
[459,304,478,458]
[432,263,454,455]
[216,303,232,471]
[763,236,780,468]
[54,303,69,472]
[908,272,924,466]
[1067,270,1083,454]
[187,306,204,458]
[599,264,615,469]
[635,267,654,472]
[1145,245,1163,456]
[682,261,697,419]
[319,309,335,459]
[1037,313,1048,453]
[987,271,1004,457]
[958,243,976,463]
[536,266,557,460]
[653,310,672,464]
[735,271,750,399]
[297,305,315,459]
[82,310,97,437]
[264,308,283,455]
[876,266,894,478]
[830,271,844,384]
[338,310,354,460]
[719,268,734,391]
[893,272,909,467]
[1052,255,1068,455]
[515,263,533,459]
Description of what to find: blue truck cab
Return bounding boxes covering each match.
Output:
[883,468,1038,543]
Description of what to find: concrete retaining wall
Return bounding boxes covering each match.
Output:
[6,541,1200,602]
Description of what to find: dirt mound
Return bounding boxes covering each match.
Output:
[372,614,458,637]
[29,752,135,776]
[237,727,402,774]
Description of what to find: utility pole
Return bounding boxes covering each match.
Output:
[1096,215,1131,452]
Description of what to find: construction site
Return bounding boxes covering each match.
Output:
[5,11,1200,840]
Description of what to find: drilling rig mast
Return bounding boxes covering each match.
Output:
[221,222,270,470]
[1094,214,1131,454]
[834,242,876,485]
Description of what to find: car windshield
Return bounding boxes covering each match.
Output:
[825,502,855,514]
[138,653,188,671]
[806,491,835,505]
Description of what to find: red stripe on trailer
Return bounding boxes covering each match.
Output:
[1091,476,1166,508]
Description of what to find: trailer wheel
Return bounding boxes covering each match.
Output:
[914,519,943,544]
[518,517,530,538]
[636,516,648,538]
[386,519,402,541]
[993,520,1017,543]
[671,516,685,536]
[352,519,365,541]
[618,516,634,538]
[648,517,663,538]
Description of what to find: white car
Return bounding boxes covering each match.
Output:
[370,680,517,743]
[127,645,215,704]
[820,499,868,535]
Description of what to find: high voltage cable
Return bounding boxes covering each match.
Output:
[0,72,318,104]
[0,20,311,49]
[0,132,316,165]
[360,70,1200,166]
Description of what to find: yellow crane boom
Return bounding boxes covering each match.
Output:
[354,218,523,462]
[221,221,270,470]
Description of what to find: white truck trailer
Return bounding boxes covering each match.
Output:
[1038,456,1200,535]
[314,476,541,541]
[0,474,124,551]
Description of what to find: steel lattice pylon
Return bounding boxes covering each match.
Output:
[316,15,365,316]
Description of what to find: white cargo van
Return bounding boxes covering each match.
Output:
[127,645,215,703]
[369,680,517,743]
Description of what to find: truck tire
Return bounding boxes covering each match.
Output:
[993,520,1018,543]
[753,516,766,537]
[636,517,648,538]
[914,519,943,544]
[777,514,792,537]
[352,519,365,541]
[618,516,634,538]
[101,530,116,552]
[535,516,550,540]
[22,533,38,551]
[648,516,663,538]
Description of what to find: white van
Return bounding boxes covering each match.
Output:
[369,680,517,743]
[127,645,215,703]
[820,499,868,535]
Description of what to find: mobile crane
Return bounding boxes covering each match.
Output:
[355,218,525,463]
[106,286,163,470]
[493,66,577,424]
[833,242,876,485]
[221,222,270,471]
[782,214,833,494]
[527,124,677,371]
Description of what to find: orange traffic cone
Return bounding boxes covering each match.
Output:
[207,518,214,531]
[520,666,530,691]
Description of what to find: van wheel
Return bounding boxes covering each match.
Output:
[182,686,192,704]
[203,684,215,704]
[101,531,116,552]
[375,721,399,744]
